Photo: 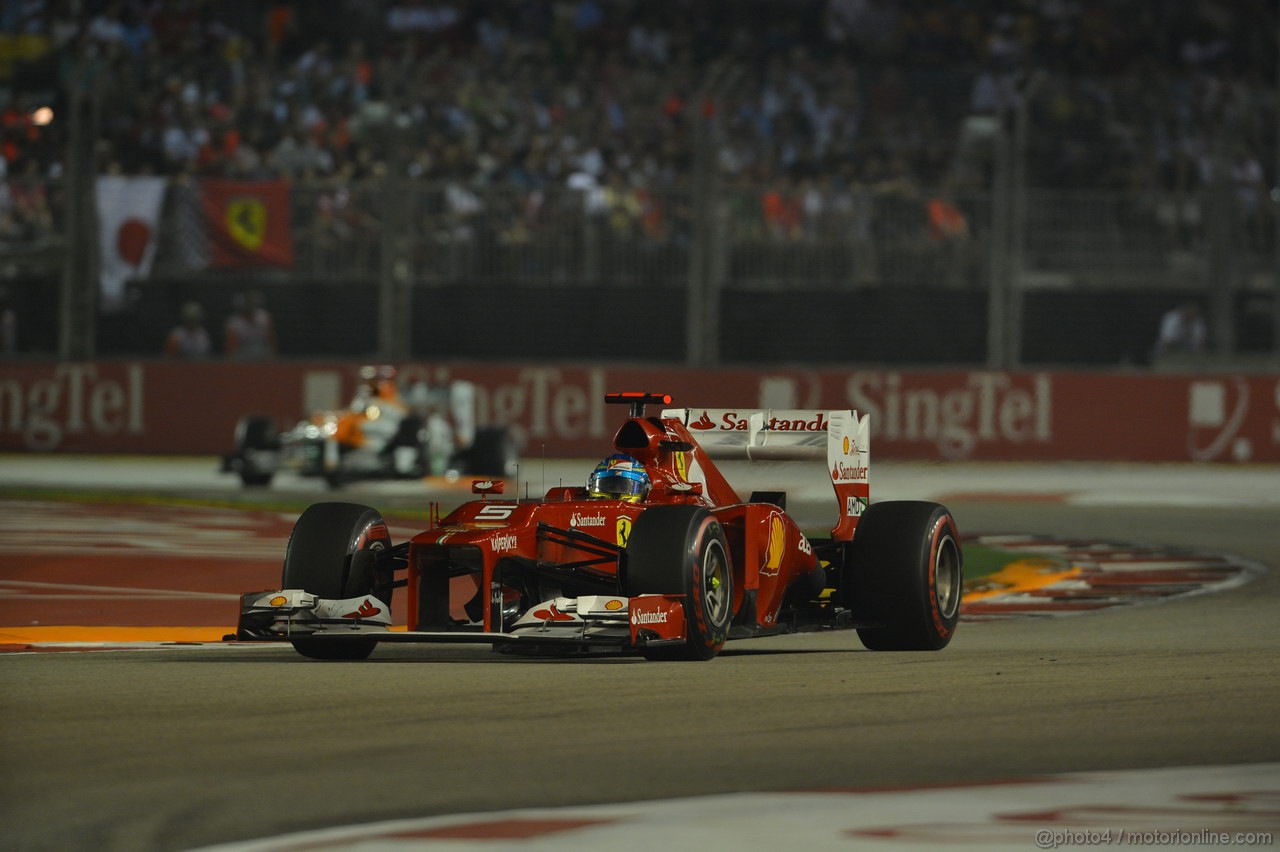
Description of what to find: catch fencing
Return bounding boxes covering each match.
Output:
[2,176,1275,363]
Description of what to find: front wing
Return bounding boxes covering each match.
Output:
[235,591,688,651]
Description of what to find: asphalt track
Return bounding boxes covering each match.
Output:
[1,457,1279,851]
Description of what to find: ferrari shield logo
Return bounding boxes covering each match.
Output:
[675,451,688,481]
[616,517,632,547]
[226,198,267,251]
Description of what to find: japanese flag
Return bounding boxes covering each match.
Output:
[95,176,167,311]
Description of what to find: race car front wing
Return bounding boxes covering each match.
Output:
[235,590,688,650]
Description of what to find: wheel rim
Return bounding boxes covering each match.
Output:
[702,540,731,624]
[934,534,961,619]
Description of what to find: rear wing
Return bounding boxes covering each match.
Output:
[662,408,870,541]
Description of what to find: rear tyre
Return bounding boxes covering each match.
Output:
[282,502,393,661]
[841,501,962,651]
[625,505,733,661]
[233,415,278,487]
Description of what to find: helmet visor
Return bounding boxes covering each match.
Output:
[589,473,647,498]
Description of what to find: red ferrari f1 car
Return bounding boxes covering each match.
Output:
[236,393,962,660]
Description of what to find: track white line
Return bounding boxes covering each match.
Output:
[187,763,1280,852]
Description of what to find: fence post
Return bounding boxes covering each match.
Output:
[986,110,1013,370]
[1274,24,1280,367]
[684,64,739,367]
[378,171,412,360]
[1006,75,1043,368]
[1206,134,1237,359]
[685,100,717,366]
[60,58,98,360]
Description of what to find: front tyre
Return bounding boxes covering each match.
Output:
[842,501,962,651]
[282,502,393,660]
[625,505,733,661]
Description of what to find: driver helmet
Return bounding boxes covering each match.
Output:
[587,454,651,501]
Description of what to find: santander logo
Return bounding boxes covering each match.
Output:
[532,603,576,622]
[631,609,669,625]
[692,411,830,432]
[690,412,717,430]
[832,461,869,481]
[341,600,382,619]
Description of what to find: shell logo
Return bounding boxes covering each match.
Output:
[269,595,288,607]
[764,514,786,571]
[843,436,850,455]
[605,599,624,611]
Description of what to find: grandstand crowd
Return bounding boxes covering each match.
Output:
[0,0,1276,250]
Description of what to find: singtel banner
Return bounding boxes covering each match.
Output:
[0,361,1275,462]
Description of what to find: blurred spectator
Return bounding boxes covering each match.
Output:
[762,178,803,241]
[2,160,53,243]
[224,290,277,359]
[0,0,1272,274]
[926,185,972,286]
[1153,301,1208,358]
[5,2,1272,197]
[1230,146,1268,250]
[163,301,211,358]
[1,158,55,245]
[926,190,969,242]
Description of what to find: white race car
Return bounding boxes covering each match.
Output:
[223,368,519,487]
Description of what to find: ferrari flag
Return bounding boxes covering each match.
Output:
[95,175,167,310]
[201,179,294,267]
